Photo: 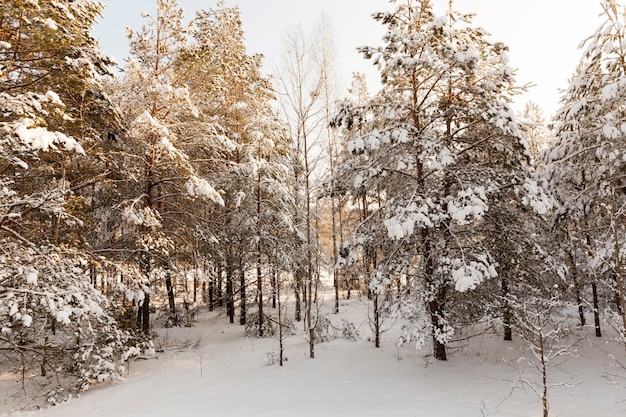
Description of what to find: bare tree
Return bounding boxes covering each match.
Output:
[509,293,577,417]
[275,21,334,358]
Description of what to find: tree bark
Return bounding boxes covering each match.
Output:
[165,269,176,315]
[142,291,150,335]
[610,196,626,344]
[217,264,223,307]
[271,267,277,309]
[592,281,602,337]
[373,292,380,348]
[206,281,213,311]
[567,250,586,326]
[226,264,234,324]
[257,260,263,336]
[294,269,302,321]
[239,262,246,326]
[423,228,447,361]
[502,277,513,341]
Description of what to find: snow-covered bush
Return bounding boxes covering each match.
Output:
[245,312,295,338]
[0,244,139,398]
[341,319,360,341]
[312,315,336,344]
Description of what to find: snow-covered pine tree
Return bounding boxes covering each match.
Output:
[0,0,139,400]
[545,0,626,340]
[107,0,224,333]
[182,3,294,332]
[333,0,550,360]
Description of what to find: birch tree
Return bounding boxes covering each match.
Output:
[275,24,331,358]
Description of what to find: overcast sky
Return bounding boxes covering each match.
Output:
[93,0,607,118]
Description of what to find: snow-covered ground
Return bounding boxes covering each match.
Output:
[3,290,626,417]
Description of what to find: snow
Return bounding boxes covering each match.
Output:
[234,191,246,208]
[228,102,248,112]
[21,314,32,327]
[55,309,71,325]
[603,124,620,139]
[520,178,553,215]
[42,18,58,31]
[601,82,618,101]
[25,270,38,285]
[158,137,177,153]
[185,176,225,206]
[437,146,455,167]
[383,216,411,240]
[3,289,625,417]
[122,205,162,229]
[347,137,365,154]
[449,258,498,292]
[447,187,489,225]
[13,119,84,155]
[455,46,479,64]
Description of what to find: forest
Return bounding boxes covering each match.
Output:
[2,0,626,415]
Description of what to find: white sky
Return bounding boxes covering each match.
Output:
[93,0,608,119]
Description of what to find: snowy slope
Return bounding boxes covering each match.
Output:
[4,295,626,417]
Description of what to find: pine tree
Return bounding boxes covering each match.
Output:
[545,0,626,340]
[108,0,223,333]
[0,0,139,400]
[183,3,294,331]
[333,0,549,360]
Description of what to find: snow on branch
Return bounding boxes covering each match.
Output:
[383,199,436,240]
[447,186,490,225]
[0,91,84,161]
[122,203,162,229]
[520,178,553,215]
[14,120,84,154]
[439,255,498,292]
[185,176,224,206]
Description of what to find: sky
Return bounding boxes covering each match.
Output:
[92,0,608,119]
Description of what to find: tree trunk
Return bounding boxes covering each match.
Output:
[502,277,513,341]
[592,281,602,337]
[610,196,626,344]
[257,260,263,336]
[373,292,380,348]
[575,288,586,327]
[256,144,264,336]
[429,298,447,361]
[294,269,302,321]
[217,264,223,307]
[139,251,151,333]
[206,281,212,311]
[307,261,314,358]
[539,330,548,417]
[277,272,285,366]
[567,250,586,326]
[165,269,176,315]
[422,228,447,360]
[142,291,150,334]
[137,299,143,330]
[271,267,277,309]
[239,263,246,326]
[226,265,234,324]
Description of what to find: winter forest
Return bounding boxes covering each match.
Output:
[4,0,626,415]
